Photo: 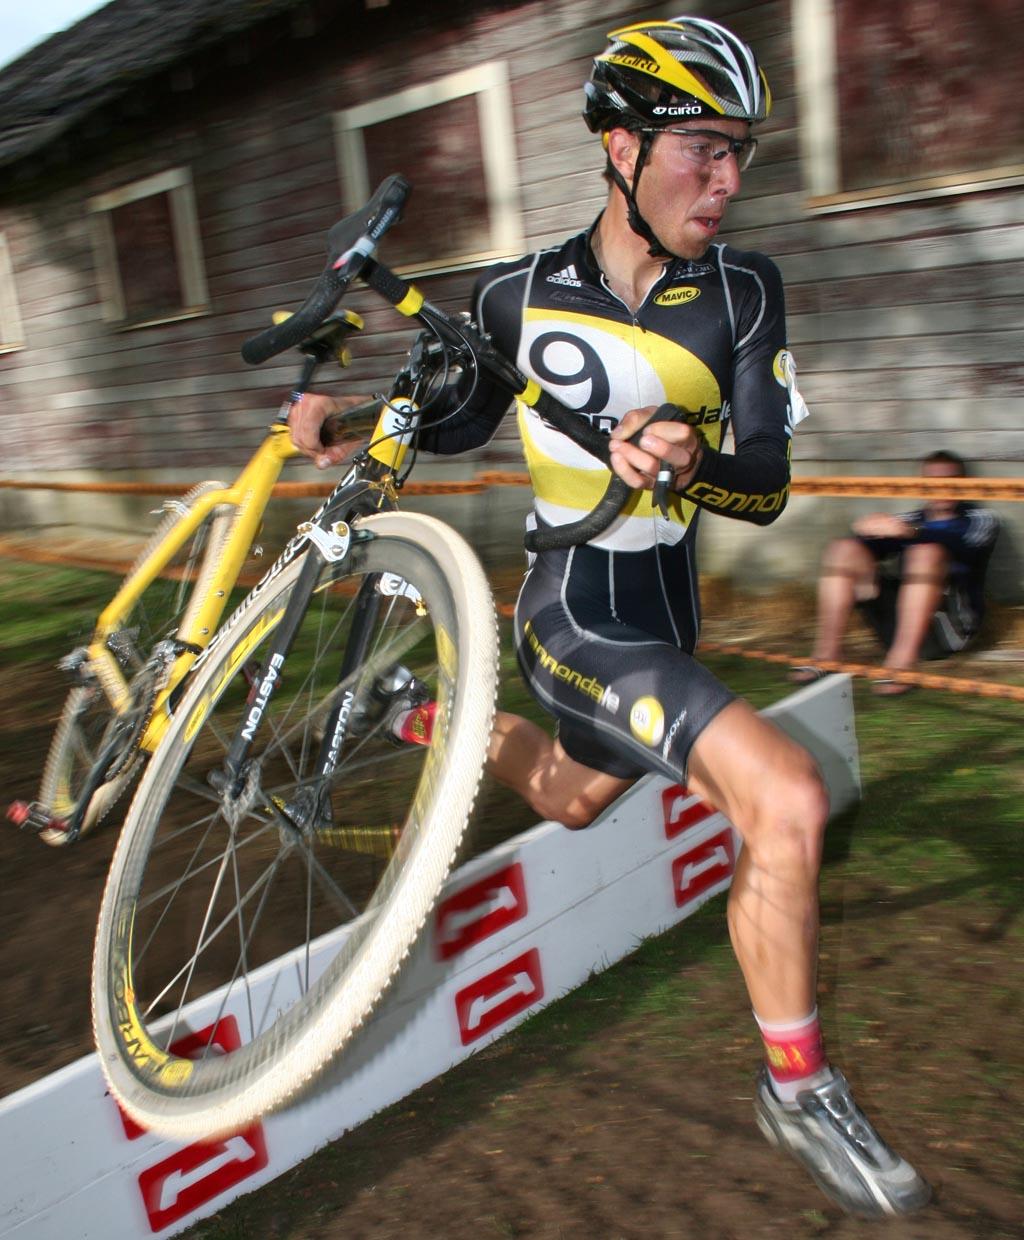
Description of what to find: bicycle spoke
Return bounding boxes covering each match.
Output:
[134,810,222,966]
[142,835,237,1026]
[142,848,284,1027]
[300,838,361,920]
[138,817,278,913]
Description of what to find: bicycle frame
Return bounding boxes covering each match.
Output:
[86,423,299,754]
[68,313,373,778]
[205,399,425,802]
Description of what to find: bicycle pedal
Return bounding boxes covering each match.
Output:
[6,800,67,835]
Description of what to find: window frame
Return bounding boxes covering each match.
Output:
[0,232,24,353]
[792,0,1024,213]
[333,60,524,276]
[86,166,210,327]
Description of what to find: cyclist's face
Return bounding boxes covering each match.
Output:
[632,119,749,259]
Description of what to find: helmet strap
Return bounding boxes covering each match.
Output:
[609,131,670,260]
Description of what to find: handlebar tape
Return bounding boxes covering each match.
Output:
[361,261,425,318]
[241,176,411,365]
[524,402,683,553]
[241,267,348,365]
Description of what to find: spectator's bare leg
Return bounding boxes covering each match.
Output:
[810,537,879,663]
[883,542,949,672]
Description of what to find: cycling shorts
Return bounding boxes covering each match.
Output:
[513,540,735,781]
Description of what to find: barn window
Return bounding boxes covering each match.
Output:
[334,61,524,274]
[87,167,209,326]
[0,233,24,352]
[793,0,1024,209]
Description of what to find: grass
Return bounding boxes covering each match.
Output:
[0,562,114,655]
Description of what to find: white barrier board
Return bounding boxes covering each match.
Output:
[0,675,858,1238]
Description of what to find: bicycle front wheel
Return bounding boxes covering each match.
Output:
[92,511,498,1141]
[38,481,237,846]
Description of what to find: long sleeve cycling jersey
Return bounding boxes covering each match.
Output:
[418,218,808,554]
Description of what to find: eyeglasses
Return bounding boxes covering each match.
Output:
[642,127,758,172]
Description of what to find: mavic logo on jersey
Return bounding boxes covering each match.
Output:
[547,264,582,288]
[653,104,703,117]
[655,285,701,307]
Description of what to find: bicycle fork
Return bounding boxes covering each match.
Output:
[211,522,383,837]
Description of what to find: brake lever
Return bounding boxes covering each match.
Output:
[653,463,675,518]
[641,403,699,517]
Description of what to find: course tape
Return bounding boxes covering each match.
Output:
[1,475,1021,500]
[698,642,1024,703]
[3,470,1020,705]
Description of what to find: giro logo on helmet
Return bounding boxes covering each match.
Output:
[604,52,659,74]
[653,104,703,116]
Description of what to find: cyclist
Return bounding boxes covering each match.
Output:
[793,450,1000,694]
[290,15,930,1218]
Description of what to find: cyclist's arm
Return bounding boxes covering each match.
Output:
[413,370,515,455]
[414,262,523,455]
[679,254,797,526]
[910,509,1000,561]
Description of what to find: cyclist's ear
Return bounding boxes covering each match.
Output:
[606,126,640,179]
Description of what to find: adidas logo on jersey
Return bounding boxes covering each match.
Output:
[546,263,582,287]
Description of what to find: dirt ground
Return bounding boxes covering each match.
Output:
[2,601,1022,1239]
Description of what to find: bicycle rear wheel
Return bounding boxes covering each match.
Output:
[92,511,497,1141]
[38,482,237,845]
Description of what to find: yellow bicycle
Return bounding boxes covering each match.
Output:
[30,309,367,846]
[91,175,646,1142]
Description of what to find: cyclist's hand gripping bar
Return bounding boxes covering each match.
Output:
[523,402,695,552]
[240,175,411,365]
[318,398,385,450]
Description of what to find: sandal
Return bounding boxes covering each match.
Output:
[788,665,829,685]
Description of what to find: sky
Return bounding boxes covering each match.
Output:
[1,0,109,69]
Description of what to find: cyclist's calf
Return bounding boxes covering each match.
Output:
[486,711,634,830]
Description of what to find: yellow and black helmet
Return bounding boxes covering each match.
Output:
[584,16,771,132]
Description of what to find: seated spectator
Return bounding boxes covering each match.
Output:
[792,451,999,695]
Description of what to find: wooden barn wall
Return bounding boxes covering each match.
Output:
[0,0,1021,589]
